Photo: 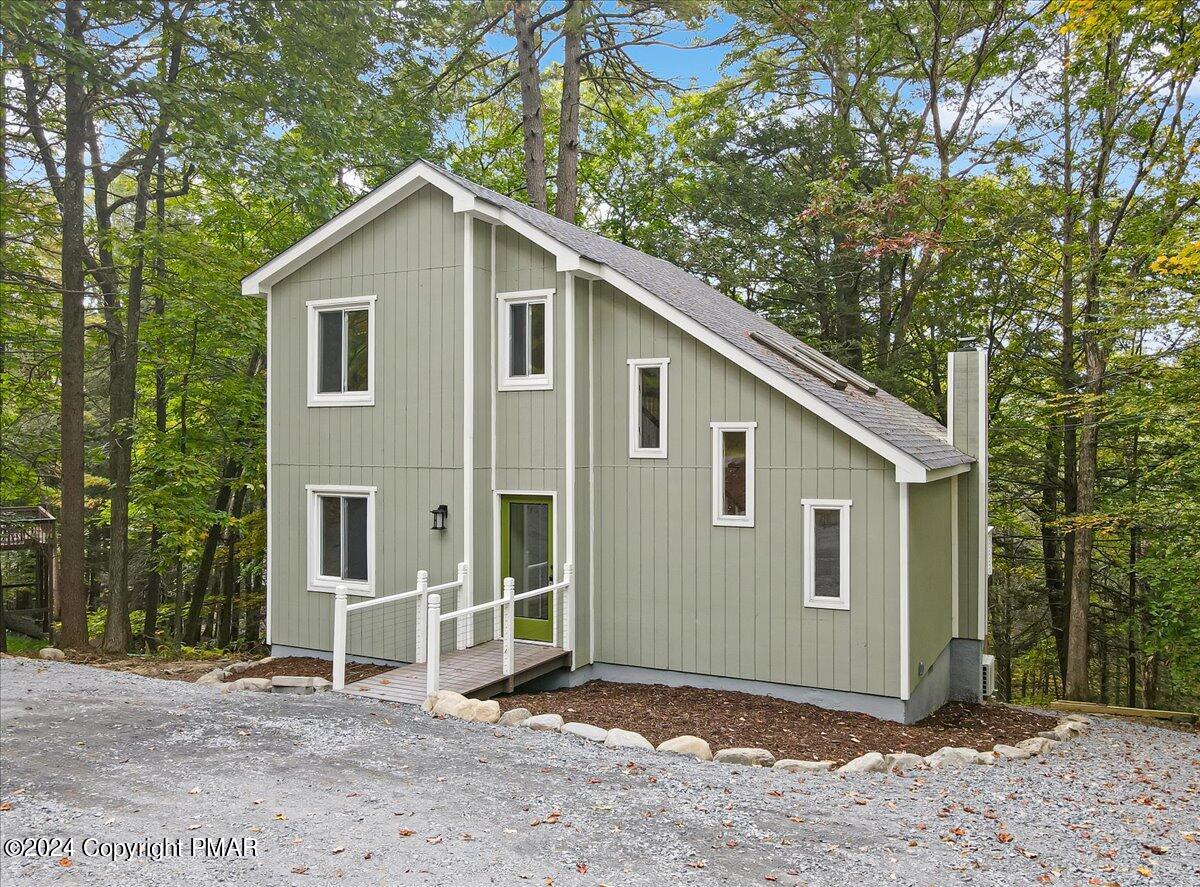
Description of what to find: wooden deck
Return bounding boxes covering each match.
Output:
[340,640,568,705]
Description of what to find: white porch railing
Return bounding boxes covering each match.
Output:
[331,562,467,691]
[425,562,573,697]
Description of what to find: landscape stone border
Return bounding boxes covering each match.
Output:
[420,688,1090,776]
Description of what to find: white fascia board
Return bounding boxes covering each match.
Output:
[925,463,971,482]
[241,162,476,296]
[594,264,930,483]
[556,254,604,278]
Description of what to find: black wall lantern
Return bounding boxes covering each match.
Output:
[430,504,448,531]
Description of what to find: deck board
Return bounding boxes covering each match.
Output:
[341,640,567,705]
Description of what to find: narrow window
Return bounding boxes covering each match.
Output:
[308,296,375,405]
[498,290,553,389]
[308,486,376,595]
[711,422,756,526]
[628,358,669,458]
[803,500,851,609]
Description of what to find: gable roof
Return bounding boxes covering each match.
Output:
[243,160,973,480]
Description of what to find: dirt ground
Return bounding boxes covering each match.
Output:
[231,655,390,684]
[502,680,1058,762]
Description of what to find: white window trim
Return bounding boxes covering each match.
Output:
[306,294,377,407]
[802,498,851,610]
[627,357,669,459]
[711,421,756,527]
[306,484,377,597]
[497,288,554,391]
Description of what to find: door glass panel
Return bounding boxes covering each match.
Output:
[344,309,369,392]
[813,508,841,597]
[638,365,661,449]
[509,502,550,620]
[317,311,343,393]
[721,430,747,516]
[320,495,341,577]
[344,496,369,581]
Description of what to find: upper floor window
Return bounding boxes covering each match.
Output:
[307,295,376,406]
[711,421,756,527]
[498,289,553,390]
[306,484,376,596]
[802,499,851,609]
[628,358,669,458]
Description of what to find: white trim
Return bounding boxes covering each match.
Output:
[265,287,273,644]
[627,358,669,459]
[711,421,756,527]
[950,475,960,636]
[305,484,377,597]
[564,272,577,661]
[898,483,910,700]
[242,161,947,481]
[461,217,475,645]
[801,499,852,611]
[489,225,499,640]
[497,288,554,391]
[977,350,989,642]
[587,280,596,664]
[306,294,376,407]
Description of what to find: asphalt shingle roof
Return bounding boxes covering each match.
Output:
[440,165,973,471]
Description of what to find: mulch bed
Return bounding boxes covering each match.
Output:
[228,656,390,685]
[500,681,1058,764]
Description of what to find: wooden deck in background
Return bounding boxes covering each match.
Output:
[341,640,568,705]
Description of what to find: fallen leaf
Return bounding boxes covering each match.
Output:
[291,865,309,875]
[998,832,1014,843]
[1138,867,1153,878]
[576,862,588,874]
[331,846,344,854]
[188,787,201,795]
[58,859,72,868]
[0,802,12,812]
[426,835,442,845]
[397,828,414,837]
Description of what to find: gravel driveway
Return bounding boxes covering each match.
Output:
[1,657,1197,886]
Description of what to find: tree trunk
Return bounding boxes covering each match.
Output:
[183,461,240,643]
[56,0,91,650]
[512,0,547,210]
[144,147,168,651]
[1040,428,1069,680]
[554,0,584,221]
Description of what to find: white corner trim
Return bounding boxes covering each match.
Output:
[801,499,852,611]
[462,216,475,646]
[496,288,554,391]
[977,349,989,643]
[898,482,910,700]
[264,287,273,644]
[711,421,756,527]
[564,272,577,663]
[587,279,596,665]
[306,294,376,407]
[305,484,377,598]
[627,357,669,459]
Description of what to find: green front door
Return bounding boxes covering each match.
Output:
[500,495,554,643]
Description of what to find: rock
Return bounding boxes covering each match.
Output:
[884,752,925,773]
[656,735,713,761]
[220,677,273,694]
[37,647,65,661]
[472,700,501,724]
[561,722,608,743]
[992,743,1032,761]
[837,752,887,774]
[1057,719,1087,735]
[430,691,469,716]
[1017,736,1058,755]
[498,707,532,726]
[523,713,564,732]
[270,675,331,694]
[604,728,653,751]
[226,662,254,675]
[195,668,225,686]
[423,690,461,713]
[924,746,982,768]
[1038,724,1077,742]
[1060,714,1090,726]
[773,759,835,773]
[256,656,277,665]
[714,748,775,767]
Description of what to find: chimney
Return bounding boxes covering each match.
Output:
[947,349,989,648]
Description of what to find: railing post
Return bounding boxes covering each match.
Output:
[502,577,515,677]
[332,586,348,691]
[455,561,469,650]
[426,592,441,696]
[562,562,574,653]
[414,569,429,664]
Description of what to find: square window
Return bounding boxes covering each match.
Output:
[711,422,756,526]
[628,358,669,458]
[307,485,375,595]
[498,290,553,390]
[307,296,375,406]
[803,500,851,609]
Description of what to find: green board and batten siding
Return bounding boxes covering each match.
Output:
[950,352,984,642]
[268,183,925,701]
[907,479,955,690]
[589,282,902,700]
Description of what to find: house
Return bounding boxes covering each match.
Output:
[241,160,990,724]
